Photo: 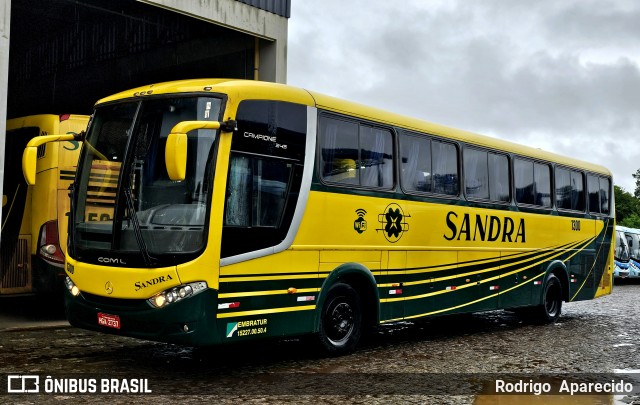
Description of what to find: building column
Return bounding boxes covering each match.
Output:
[0,0,11,246]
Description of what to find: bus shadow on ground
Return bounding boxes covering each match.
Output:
[111,309,546,375]
[0,294,66,322]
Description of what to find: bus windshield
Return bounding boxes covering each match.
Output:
[615,230,630,262]
[71,96,222,267]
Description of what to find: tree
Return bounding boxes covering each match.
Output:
[614,185,640,224]
[620,213,640,228]
[633,169,640,198]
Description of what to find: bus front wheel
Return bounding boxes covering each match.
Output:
[318,283,362,355]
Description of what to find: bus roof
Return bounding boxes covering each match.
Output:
[96,79,611,177]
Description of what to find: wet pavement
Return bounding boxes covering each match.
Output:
[0,282,639,404]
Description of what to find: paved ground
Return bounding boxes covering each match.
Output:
[0,281,639,404]
[0,295,68,331]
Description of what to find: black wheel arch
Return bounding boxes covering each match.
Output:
[315,262,380,333]
[544,260,570,302]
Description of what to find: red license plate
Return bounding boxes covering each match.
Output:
[97,312,121,330]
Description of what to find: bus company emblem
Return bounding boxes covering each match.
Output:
[105,281,113,295]
[377,203,410,243]
[354,209,367,234]
[134,274,174,291]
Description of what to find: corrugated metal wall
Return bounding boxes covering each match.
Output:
[8,0,257,118]
[235,0,291,18]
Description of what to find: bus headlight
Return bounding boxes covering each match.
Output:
[147,281,207,308]
[64,276,81,297]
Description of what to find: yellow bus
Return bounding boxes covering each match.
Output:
[23,80,614,353]
[2,114,89,295]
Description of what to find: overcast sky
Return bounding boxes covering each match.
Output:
[287,0,640,193]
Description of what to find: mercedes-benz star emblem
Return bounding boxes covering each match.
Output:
[105,281,113,294]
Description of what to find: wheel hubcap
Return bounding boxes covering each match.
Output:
[327,302,354,343]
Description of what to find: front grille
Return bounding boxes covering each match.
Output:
[0,237,32,293]
[82,292,149,310]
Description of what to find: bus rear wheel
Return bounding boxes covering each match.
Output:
[532,274,563,323]
[318,283,362,355]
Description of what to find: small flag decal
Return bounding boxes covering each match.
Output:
[218,302,240,310]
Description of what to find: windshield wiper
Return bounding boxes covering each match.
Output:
[123,187,153,266]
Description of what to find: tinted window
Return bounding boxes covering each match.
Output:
[515,158,551,207]
[464,148,509,202]
[400,132,458,196]
[400,134,432,192]
[556,168,585,211]
[359,125,394,188]
[489,153,510,202]
[320,116,393,189]
[464,148,489,200]
[225,155,291,227]
[571,171,585,211]
[587,175,600,214]
[534,162,551,207]
[600,177,611,215]
[432,141,459,195]
[222,100,307,259]
[515,158,535,205]
[319,117,359,185]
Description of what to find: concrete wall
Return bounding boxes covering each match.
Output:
[139,0,288,83]
[0,0,10,246]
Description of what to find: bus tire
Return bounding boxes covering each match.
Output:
[532,274,563,324]
[318,283,362,355]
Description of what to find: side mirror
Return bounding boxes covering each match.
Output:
[22,134,80,185]
[164,120,237,181]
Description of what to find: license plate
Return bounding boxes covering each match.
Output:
[97,312,121,330]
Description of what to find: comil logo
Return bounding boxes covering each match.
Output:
[7,375,40,393]
[98,257,126,265]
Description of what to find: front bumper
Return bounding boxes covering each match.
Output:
[65,287,221,346]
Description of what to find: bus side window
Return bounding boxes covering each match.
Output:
[587,174,600,214]
[319,116,394,190]
[225,155,291,228]
[319,117,359,185]
[432,141,458,196]
[400,133,432,193]
[599,177,611,215]
[464,147,489,199]
[571,171,585,211]
[556,168,586,212]
[515,158,535,205]
[359,125,393,189]
[515,158,551,208]
[534,162,551,207]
